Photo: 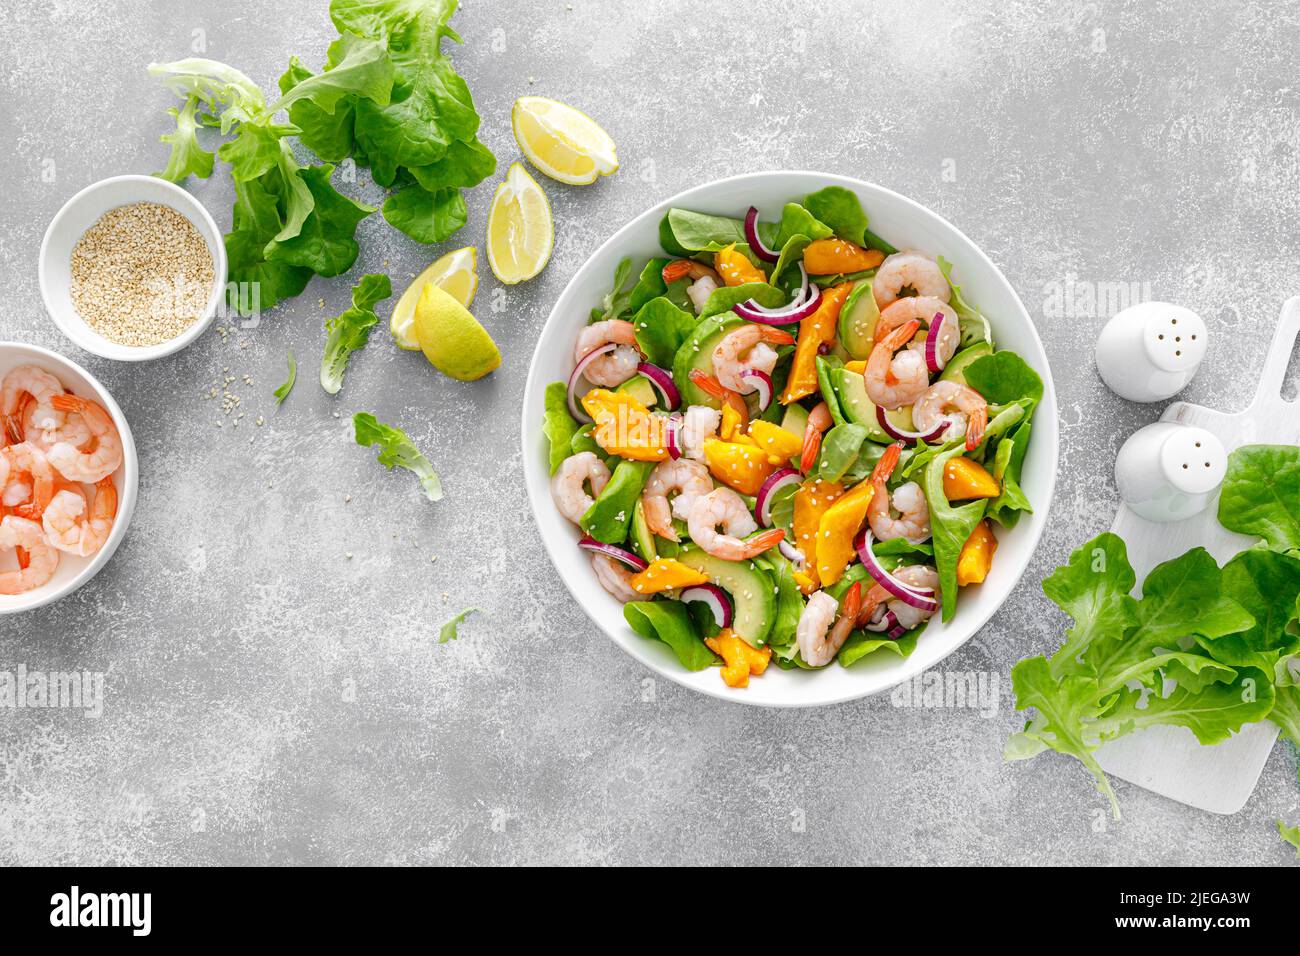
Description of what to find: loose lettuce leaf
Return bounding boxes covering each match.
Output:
[353,412,443,502]
[543,382,581,474]
[627,258,677,314]
[802,186,870,248]
[155,95,215,181]
[1217,445,1300,553]
[632,298,697,368]
[320,274,392,394]
[814,422,868,484]
[986,420,1032,528]
[661,208,775,253]
[1043,532,1139,678]
[699,282,785,319]
[773,202,832,247]
[273,349,297,406]
[590,257,635,324]
[381,184,467,244]
[1278,820,1300,857]
[624,601,717,671]
[1202,549,1300,670]
[924,445,987,621]
[769,234,811,289]
[752,553,804,649]
[439,607,479,643]
[937,256,992,348]
[839,623,923,667]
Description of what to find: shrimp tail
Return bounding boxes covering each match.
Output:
[688,369,748,424]
[741,527,785,558]
[881,319,920,351]
[870,441,904,484]
[800,402,833,474]
[758,328,796,346]
[965,405,988,452]
[841,581,863,621]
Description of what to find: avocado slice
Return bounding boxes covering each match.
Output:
[675,547,775,647]
[938,342,993,387]
[837,278,879,360]
[833,367,916,442]
[779,402,809,440]
[630,499,658,563]
[616,373,657,408]
[671,312,744,408]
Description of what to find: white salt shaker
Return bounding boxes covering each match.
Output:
[1114,422,1227,522]
[1095,302,1208,402]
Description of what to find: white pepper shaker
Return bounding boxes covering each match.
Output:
[1095,302,1207,402]
[1114,422,1227,522]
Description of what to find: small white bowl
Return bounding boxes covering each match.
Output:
[39,174,228,362]
[0,342,138,614]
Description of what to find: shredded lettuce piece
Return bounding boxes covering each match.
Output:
[321,274,392,394]
[353,412,443,502]
[439,607,479,643]
[273,349,297,405]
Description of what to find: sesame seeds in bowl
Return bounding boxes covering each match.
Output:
[40,175,228,362]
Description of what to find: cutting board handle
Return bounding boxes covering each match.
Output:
[1250,296,1300,413]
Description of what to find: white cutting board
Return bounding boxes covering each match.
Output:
[1096,297,1300,814]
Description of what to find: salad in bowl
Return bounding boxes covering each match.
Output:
[526,173,1054,703]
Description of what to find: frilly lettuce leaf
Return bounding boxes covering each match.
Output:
[353,412,443,502]
[321,274,392,395]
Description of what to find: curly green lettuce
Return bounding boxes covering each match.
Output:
[321,274,393,394]
[353,412,443,502]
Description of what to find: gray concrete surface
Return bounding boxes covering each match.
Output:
[2,0,1298,865]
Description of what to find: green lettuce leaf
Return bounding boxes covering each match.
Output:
[802,186,895,251]
[1217,445,1300,553]
[924,445,988,621]
[542,381,580,475]
[633,298,698,368]
[963,350,1044,409]
[624,601,717,671]
[661,208,774,253]
[439,607,479,643]
[1278,820,1300,857]
[321,274,393,394]
[381,184,467,244]
[590,257,635,323]
[353,412,443,502]
[937,255,991,348]
[273,349,297,405]
[774,202,832,246]
[699,282,785,319]
[155,95,215,181]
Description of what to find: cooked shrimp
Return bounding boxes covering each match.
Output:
[550,451,611,525]
[591,553,639,602]
[23,398,92,452]
[912,380,988,451]
[798,582,862,667]
[874,295,959,355]
[800,402,834,474]
[858,564,941,632]
[574,319,641,388]
[664,260,724,317]
[711,325,793,393]
[864,319,929,409]
[866,442,931,544]
[641,458,713,542]
[688,369,748,425]
[872,251,950,310]
[0,515,58,595]
[687,488,784,560]
[1,443,55,519]
[44,394,123,483]
[679,405,721,461]
[1,365,65,442]
[42,477,117,558]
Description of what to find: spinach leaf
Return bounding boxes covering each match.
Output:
[624,601,717,671]
[633,298,698,368]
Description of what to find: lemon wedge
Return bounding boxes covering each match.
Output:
[486,162,554,285]
[412,283,501,381]
[512,96,619,186]
[390,246,479,351]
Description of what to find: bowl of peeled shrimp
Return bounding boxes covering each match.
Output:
[522,171,1058,707]
[0,342,137,613]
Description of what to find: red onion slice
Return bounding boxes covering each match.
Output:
[854,528,938,612]
[874,405,950,446]
[743,206,781,263]
[681,583,735,629]
[754,467,800,527]
[887,623,908,640]
[665,413,684,460]
[567,343,617,423]
[734,281,822,326]
[637,362,681,410]
[578,536,649,572]
[739,369,773,410]
[778,540,806,569]
[924,312,947,374]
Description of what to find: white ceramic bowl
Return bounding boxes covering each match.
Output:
[0,343,138,613]
[522,171,1058,707]
[39,174,227,362]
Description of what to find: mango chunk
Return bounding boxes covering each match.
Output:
[705,628,772,688]
[943,457,1000,501]
[747,419,802,464]
[803,238,885,275]
[956,520,998,586]
[703,437,774,495]
[582,388,668,461]
[815,479,875,586]
[782,283,850,404]
[793,478,844,588]
[714,244,767,287]
[628,558,710,595]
